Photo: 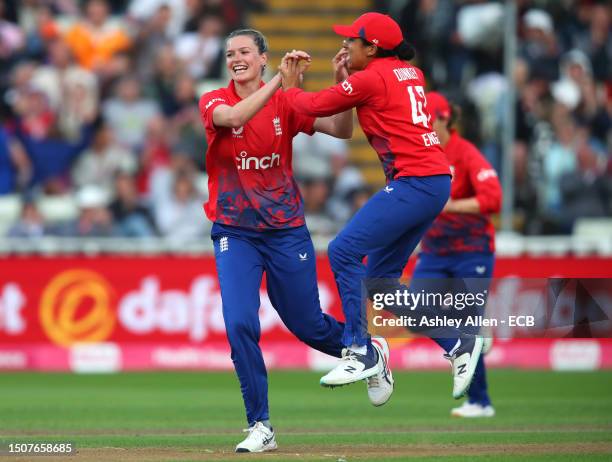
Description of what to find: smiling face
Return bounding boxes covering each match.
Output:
[225,35,267,84]
[343,37,375,72]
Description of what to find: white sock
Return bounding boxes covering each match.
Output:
[350,344,367,355]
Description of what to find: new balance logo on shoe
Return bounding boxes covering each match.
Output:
[344,365,356,373]
[219,237,229,252]
[457,364,467,375]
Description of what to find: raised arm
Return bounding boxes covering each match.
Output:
[280,52,372,118]
[311,48,353,139]
[212,73,282,128]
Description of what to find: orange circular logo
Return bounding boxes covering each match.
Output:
[40,270,115,347]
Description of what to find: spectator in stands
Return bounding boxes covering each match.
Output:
[31,40,98,140]
[13,85,55,141]
[148,44,184,116]
[557,49,610,143]
[292,131,348,181]
[520,9,561,82]
[152,166,210,241]
[137,115,172,196]
[559,126,612,231]
[63,0,131,80]
[293,131,364,225]
[183,0,266,32]
[8,198,45,237]
[174,14,224,80]
[102,76,160,152]
[128,0,189,39]
[0,1,25,62]
[301,178,338,238]
[0,126,31,195]
[59,185,114,237]
[14,111,94,194]
[166,74,207,169]
[326,169,365,222]
[0,0,608,241]
[396,0,455,86]
[12,0,51,59]
[71,122,136,198]
[346,185,373,218]
[110,172,157,237]
[4,61,37,120]
[132,4,173,80]
[542,116,578,217]
[570,2,610,83]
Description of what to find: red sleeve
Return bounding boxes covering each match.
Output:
[280,90,315,136]
[466,145,502,214]
[198,90,228,131]
[284,70,378,117]
[294,112,316,136]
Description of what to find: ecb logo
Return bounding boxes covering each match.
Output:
[40,270,116,347]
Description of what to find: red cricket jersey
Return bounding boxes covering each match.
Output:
[199,80,315,229]
[284,57,450,181]
[421,131,502,255]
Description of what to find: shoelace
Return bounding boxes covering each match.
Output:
[242,423,262,434]
[341,350,359,361]
[242,423,271,435]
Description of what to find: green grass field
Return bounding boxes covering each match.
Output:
[1,370,611,461]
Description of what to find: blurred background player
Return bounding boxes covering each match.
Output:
[281,13,483,400]
[415,92,502,418]
[199,29,353,453]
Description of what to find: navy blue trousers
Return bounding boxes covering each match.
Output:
[414,251,494,406]
[328,175,456,347]
[212,223,345,426]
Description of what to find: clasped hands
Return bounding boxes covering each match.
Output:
[279,48,350,90]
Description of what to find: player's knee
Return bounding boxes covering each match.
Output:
[225,317,255,342]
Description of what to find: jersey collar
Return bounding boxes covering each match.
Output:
[228,79,266,101]
[364,56,398,71]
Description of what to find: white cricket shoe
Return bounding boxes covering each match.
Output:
[235,422,277,453]
[366,336,394,406]
[320,347,379,387]
[445,335,484,399]
[451,402,495,418]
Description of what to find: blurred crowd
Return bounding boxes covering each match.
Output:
[0,0,266,241]
[0,0,610,242]
[0,0,368,242]
[383,0,611,234]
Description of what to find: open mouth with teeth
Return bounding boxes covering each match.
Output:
[233,65,248,75]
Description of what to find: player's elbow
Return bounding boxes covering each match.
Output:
[478,194,501,214]
[227,114,245,128]
[490,188,503,213]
